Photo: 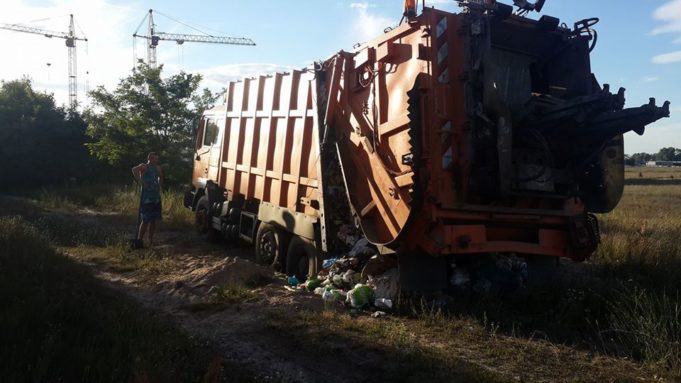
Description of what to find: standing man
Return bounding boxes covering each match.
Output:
[132,152,164,247]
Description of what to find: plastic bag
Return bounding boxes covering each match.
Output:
[346,284,374,308]
[306,277,321,292]
[374,298,393,310]
[322,258,338,270]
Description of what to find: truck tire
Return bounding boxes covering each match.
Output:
[255,223,288,271]
[194,196,220,242]
[285,236,319,281]
[194,196,210,233]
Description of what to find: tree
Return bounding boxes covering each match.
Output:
[84,64,219,186]
[626,152,654,166]
[0,78,97,191]
[655,147,681,162]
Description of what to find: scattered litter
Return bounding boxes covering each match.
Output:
[346,284,374,308]
[374,298,393,310]
[342,269,357,285]
[322,289,335,302]
[287,275,299,287]
[372,268,399,302]
[361,254,398,282]
[472,253,527,293]
[281,230,400,312]
[371,311,387,318]
[337,224,361,247]
[284,285,305,293]
[450,268,471,288]
[306,277,321,292]
[473,278,492,294]
[322,287,344,302]
[348,238,376,260]
[322,258,338,269]
[332,274,344,288]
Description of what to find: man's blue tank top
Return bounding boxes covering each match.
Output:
[141,165,160,204]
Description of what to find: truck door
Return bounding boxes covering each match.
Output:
[207,117,225,180]
[194,117,221,184]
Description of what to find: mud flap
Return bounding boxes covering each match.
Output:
[399,251,448,292]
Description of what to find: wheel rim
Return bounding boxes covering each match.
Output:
[258,230,277,266]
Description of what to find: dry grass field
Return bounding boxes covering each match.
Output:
[1,171,680,381]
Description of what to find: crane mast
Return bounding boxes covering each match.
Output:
[0,14,87,109]
[133,9,255,68]
[67,15,78,108]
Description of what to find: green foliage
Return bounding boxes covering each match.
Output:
[84,64,219,186]
[0,78,99,191]
[625,152,654,166]
[625,148,681,165]
[655,147,681,161]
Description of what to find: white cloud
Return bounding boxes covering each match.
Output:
[190,63,295,91]
[652,50,681,64]
[0,0,137,108]
[0,0,289,109]
[349,3,395,43]
[350,3,372,9]
[650,0,681,64]
[626,121,681,153]
[643,76,660,82]
[651,0,681,35]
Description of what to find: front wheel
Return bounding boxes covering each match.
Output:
[285,236,319,281]
[194,196,220,242]
[194,196,210,233]
[255,223,288,271]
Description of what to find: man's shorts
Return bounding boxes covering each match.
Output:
[140,201,162,223]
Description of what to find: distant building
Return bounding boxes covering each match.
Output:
[646,161,681,167]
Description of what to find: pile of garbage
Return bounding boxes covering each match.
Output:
[449,253,528,294]
[284,226,531,312]
[286,225,399,312]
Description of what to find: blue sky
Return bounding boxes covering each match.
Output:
[2,0,680,153]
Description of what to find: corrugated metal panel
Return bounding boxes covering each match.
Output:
[217,71,321,218]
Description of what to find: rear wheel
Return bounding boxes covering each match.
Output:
[285,236,319,281]
[255,223,287,271]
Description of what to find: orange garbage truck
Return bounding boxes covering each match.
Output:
[185,1,669,289]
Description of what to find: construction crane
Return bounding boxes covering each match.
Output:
[0,14,87,109]
[132,9,255,68]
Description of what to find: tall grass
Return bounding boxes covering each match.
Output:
[35,183,193,230]
[594,172,681,375]
[606,285,681,375]
[0,216,220,382]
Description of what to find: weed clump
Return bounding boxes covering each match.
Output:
[606,285,681,375]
